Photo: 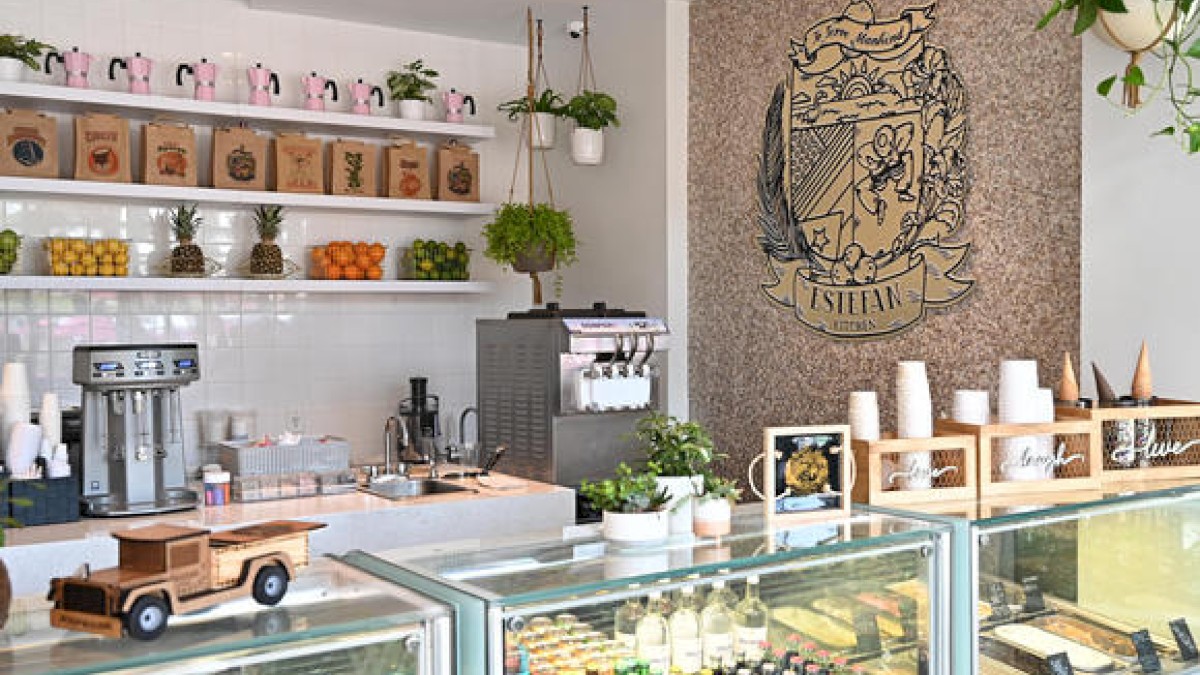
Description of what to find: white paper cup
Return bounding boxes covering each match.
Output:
[952,390,990,425]
[7,422,42,476]
[848,391,880,441]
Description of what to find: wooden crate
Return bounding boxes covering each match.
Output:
[851,433,977,506]
[935,418,1101,496]
[1057,398,1200,486]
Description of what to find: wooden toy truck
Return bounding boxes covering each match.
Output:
[48,520,325,640]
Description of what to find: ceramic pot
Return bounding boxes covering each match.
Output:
[532,112,557,149]
[0,59,26,82]
[602,510,668,544]
[655,475,702,536]
[399,99,426,121]
[693,497,733,537]
[513,243,555,274]
[571,128,604,165]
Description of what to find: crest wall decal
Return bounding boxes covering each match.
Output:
[758,0,974,340]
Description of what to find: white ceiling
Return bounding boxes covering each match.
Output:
[246,0,602,45]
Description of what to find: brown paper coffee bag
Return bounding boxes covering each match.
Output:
[436,141,479,202]
[274,133,324,194]
[329,139,377,197]
[142,120,197,187]
[384,138,431,200]
[0,109,59,178]
[212,126,269,191]
[75,113,131,182]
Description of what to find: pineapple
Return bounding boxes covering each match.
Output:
[251,204,285,276]
[169,203,205,276]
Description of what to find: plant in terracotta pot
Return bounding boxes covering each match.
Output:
[693,474,740,538]
[387,59,439,121]
[0,35,54,81]
[564,90,619,165]
[638,412,721,536]
[498,88,567,149]
[483,201,577,305]
[579,462,670,544]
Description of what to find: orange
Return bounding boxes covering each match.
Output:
[310,246,326,263]
[333,247,354,267]
[325,264,343,280]
[343,264,363,280]
[355,254,372,271]
[366,265,383,280]
[368,243,386,263]
[353,242,369,257]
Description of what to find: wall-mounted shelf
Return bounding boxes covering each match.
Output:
[0,275,493,294]
[0,81,495,140]
[0,177,496,215]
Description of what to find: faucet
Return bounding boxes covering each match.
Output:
[382,416,410,478]
[458,407,478,465]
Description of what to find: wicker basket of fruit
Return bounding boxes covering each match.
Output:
[401,240,470,281]
[0,229,20,275]
[45,237,130,277]
[309,241,387,280]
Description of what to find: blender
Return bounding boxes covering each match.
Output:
[397,377,441,466]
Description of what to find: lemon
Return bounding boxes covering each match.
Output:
[80,254,96,267]
[52,262,68,276]
[69,262,84,276]
[114,265,127,277]
[99,263,114,276]
[50,238,66,253]
[84,265,98,276]
[62,251,79,264]
[69,239,87,254]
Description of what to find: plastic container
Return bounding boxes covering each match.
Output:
[218,435,351,477]
[44,237,131,277]
[400,240,470,281]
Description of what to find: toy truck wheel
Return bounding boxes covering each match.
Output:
[125,595,169,640]
[252,565,288,606]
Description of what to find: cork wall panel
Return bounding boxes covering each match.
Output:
[689,0,1081,481]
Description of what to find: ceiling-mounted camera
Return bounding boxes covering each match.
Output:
[567,20,585,39]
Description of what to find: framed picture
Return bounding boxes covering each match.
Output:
[763,425,854,524]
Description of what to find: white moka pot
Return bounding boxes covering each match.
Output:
[571,128,604,165]
[532,112,557,149]
[398,99,425,121]
[602,510,669,544]
[655,475,702,536]
[693,496,733,538]
[0,59,26,82]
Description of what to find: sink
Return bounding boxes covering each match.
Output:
[361,478,476,500]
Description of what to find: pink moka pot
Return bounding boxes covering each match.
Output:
[348,78,384,115]
[109,52,153,94]
[443,89,476,123]
[247,63,280,106]
[44,47,92,88]
[301,72,338,111]
[176,58,218,101]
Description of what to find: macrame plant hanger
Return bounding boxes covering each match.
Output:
[1099,3,1179,108]
[575,6,597,95]
[507,9,558,305]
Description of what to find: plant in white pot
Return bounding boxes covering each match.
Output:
[387,59,439,121]
[498,89,566,149]
[579,462,670,544]
[564,90,619,165]
[0,35,53,82]
[693,474,740,538]
[639,412,720,537]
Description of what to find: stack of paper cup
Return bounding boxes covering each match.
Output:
[952,390,990,425]
[998,360,1040,424]
[895,361,933,490]
[997,360,1053,481]
[0,362,32,456]
[7,421,41,477]
[848,391,880,442]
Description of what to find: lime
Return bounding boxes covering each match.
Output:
[0,229,20,250]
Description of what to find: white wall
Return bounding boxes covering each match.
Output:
[1082,32,1200,399]
[0,0,532,468]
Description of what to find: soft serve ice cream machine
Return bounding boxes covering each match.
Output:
[73,343,200,516]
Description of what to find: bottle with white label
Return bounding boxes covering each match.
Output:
[614,584,645,651]
[733,575,768,662]
[701,579,736,668]
[670,585,703,673]
[637,591,672,673]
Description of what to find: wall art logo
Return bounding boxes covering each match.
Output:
[757,1,974,339]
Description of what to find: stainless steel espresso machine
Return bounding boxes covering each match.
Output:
[477,303,668,487]
[73,343,201,516]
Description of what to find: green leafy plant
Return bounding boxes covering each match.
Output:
[564,90,620,130]
[483,202,578,269]
[0,35,54,70]
[386,59,439,102]
[637,412,720,478]
[497,89,567,121]
[1038,0,1200,152]
[579,462,670,514]
[698,474,741,504]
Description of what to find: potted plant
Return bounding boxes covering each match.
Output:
[580,462,671,543]
[564,90,619,165]
[498,89,567,149]
[0,35,53,81]
[693,474,740,537]
[387,59,439,121]
[483,201,577,305]
[638,412,720,536]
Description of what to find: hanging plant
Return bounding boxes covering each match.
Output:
[483,202,577,305]
[1039,0,1200,152]
[497,88,568,121]
[564,90,620,130]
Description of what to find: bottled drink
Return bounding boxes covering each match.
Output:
[733,576,768,662]
[616,584,646,651]
[637,591,672,673]
[670,585,703,673]
[701,580,735,668]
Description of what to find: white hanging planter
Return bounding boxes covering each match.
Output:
[693,497,733,538]
[531,112,557,149]
[571,128,604,165]
[602,510,669,544]
[398,99,426,121]
[655,475,702,536]
[0,59,27,82]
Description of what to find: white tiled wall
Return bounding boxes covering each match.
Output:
[0,0,533,468]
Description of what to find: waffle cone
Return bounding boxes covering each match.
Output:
[1092,362,1117,403]
[1059,352,1080,402]
[1132,341,1153,401]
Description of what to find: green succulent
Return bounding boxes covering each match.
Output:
[579,463,670,514]
[386,59,439,102]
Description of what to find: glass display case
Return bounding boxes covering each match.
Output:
[876,483,1200,674]
[340,510,953,674]
[0,556,451,674]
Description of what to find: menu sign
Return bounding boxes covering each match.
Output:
[1171,618,1198,661]
[1022,576,1046,613]
[1130,629,1162,673]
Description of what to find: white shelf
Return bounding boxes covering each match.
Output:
[0,275,493,294]
[0,81,495,140]
[0,177,497,215]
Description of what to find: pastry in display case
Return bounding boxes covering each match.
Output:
[338,509,952,674]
